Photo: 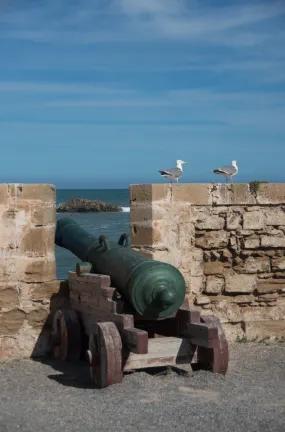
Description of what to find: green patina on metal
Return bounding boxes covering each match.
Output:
[55,218,186,320]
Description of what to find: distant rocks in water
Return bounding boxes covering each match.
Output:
[57,198,122,213]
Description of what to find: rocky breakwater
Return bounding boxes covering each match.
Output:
[57,198,122,213]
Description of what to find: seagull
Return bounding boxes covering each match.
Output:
[159,160,188,183]
[213,160,238,183]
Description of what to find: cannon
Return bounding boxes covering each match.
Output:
[55,218,186,320]
[52,218,229,388]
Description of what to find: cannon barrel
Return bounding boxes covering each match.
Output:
[55,218,186,319]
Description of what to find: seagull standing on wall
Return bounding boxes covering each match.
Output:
[159,160,188,183]
[213,160,238,183]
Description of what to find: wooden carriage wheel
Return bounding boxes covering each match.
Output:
[196,315,229,375]
[87,322,123,388]
[51,309,82,361]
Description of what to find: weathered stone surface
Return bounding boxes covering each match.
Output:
[243,320,285,339]
[256,292,279,302]
[23,258,56,283]
[131,223,162,246]
[208,294,254,304]
[27,308,49,327]
[21,226,55,257]
[227,213,241,230]
[0,184,9,205]
[205,276,224,294]
[225,273,256,293]
[256,184,285,205]
[195,230,228,249]
[272,257,285,271]
[261,235,285,248]
[234,256,270,274]
[265,208,285,226]
[212,184,256,205]
[31,206,56,226]
[243,237,260,249]
[243,211,265,229]
[0,288,19,309]
[172,184,212,205]
[256,280,285,294]
[192,208,224,230]
[31,281,64,301]
[0,309,26,335]
[129,182,285,340]
[204,261,228,275]
[195,295,211,305]
[189,276,204,296]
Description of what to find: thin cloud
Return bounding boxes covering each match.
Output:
[0,81,135,95]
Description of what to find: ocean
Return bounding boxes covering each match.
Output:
[56,189,130,279]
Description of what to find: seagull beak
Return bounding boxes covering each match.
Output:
[183,161,188,164]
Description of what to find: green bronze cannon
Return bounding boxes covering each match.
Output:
[55,218,186,320]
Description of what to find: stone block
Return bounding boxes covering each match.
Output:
[209,294,254,304]
[256,280,285,294]
[243,237,260,249]
[256,184,285,205]
[261,235,285,248]
[234,256,270,274]
[31,206,56,226]
[243,320,285,339]
[172,184,212,205]
[226,213,241,230]
[27,308,49,327]
[130,223,162,246]
[0,309,26,335]
[204,261,228,275]
[265,208,285,226]
[21,226,55,257]
[212,184,256,205]
[23,258,56,282]
[272,257,285,271]
[0,184,9,205]
[130,184,171,205]
[195,230,228,249]
[225,272,256,293]
[0,288,19,309]
[31,281,64,301]
[256,292,279,302]
[130,206,153,223]
[195,295,211,305]
[243,211,265,229]
[192,208,224,230]
[189,257,204,276]
[13,184,56,204]
[205,276,224,294]
[189,276,204,295]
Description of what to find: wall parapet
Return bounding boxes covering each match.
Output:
[0,184,57,358]
[130,183,285,340]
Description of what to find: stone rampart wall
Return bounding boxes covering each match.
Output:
[130,183,285,340]
[0,184,59,358]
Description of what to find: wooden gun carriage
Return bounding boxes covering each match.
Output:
[51,218,229,388]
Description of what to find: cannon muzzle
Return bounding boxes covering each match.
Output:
[55,218,186,320]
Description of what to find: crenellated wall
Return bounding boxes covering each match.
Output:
[130,183,285,340]
[0,184,60,358]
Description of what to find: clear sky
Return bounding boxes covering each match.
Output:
[1,0,285,188]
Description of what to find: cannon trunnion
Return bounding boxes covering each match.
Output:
[52,219,229,388]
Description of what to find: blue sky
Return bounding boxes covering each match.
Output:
[1,0,285,188]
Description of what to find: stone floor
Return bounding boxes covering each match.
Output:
[0,342,285,432]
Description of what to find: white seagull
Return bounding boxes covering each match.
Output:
[159,159,188,183]
[213,160,238,183]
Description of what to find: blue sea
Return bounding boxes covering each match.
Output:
[56,189,130,279]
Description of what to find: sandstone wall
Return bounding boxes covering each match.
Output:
[0,184,59,358]
[130,183,285,340]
